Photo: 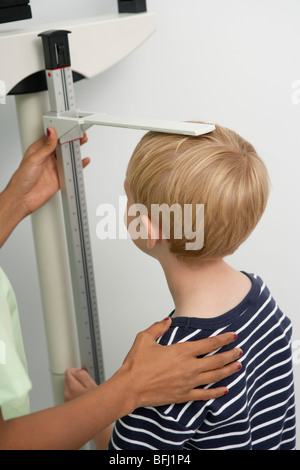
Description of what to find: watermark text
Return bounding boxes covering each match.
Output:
[292,340,300,365]
[0,80,6,105]
[96,196,204,251]
[291,80,300,104]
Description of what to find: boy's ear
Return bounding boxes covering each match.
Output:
[140,214,161,249]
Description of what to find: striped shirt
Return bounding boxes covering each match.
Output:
[108,272,296,450]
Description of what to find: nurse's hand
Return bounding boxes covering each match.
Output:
[0,128,89,248]
[65,318,242,410]
[6,128,89,219]
[122,318,242,408]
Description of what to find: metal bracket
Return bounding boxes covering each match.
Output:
[43,111,216,141]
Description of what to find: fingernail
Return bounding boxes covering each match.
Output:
[239,349,243,357]
[233,333,238,340]
[237,363,242,370]
[163,317,170,321]
[224,389,229,395]
[47,128,51,137]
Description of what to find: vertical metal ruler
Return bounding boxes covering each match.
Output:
[39,30,104,385]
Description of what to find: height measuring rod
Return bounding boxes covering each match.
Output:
[39,30,215,384]
[39,30,104,385]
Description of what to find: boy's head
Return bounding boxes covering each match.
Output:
[125,123,270,260]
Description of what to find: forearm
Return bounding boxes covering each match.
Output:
[0,368,134,450]
[0,188,26,248]
[93,424,114,450]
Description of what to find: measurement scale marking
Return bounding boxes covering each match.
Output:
[39,29,105,386]
[69,141,100,384]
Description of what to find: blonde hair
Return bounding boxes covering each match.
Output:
[126,123,270,259]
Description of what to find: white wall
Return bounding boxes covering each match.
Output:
[0,0,299,447]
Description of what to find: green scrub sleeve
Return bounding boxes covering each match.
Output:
[0,267,32,420]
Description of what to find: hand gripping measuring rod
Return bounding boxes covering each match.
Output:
[39,30,105,385]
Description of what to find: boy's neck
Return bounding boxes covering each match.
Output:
[158,253,252,319]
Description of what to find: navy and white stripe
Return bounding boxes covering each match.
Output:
[108,273,296,450]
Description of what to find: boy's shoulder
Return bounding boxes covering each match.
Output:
[158,271,289,347]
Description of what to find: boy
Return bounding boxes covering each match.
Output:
[68,123,296,450]
[0,128,241,449]
[112,123,296,450]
